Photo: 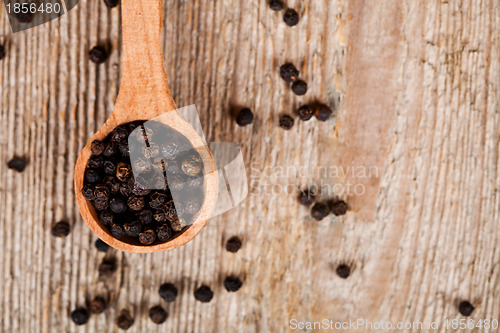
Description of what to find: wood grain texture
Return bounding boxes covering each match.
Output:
[0,0,499,332]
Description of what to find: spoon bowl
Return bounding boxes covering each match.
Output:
[74,0,217,253]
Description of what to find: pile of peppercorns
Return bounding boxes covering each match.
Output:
[81,121,205,246]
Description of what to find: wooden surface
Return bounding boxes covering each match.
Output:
[0,0,499,332]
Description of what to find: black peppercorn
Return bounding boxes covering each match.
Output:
[157,224,172,241]
[110,197,127,214]
[85,169,102,183]
[70,308,89,325]
[7,158,27,172]
[170,217,186,232]
[103,160,117,175]
[279,63,299,82]
[314,103,333,121]
[149,306,168,324]
[279,115,294,130]
[0,44,5,60]
[117,310,134,330]
[149,192,168,210]
[183,199,199,216]
[89,46,108,64]
[81,184,95,200]
[103,0,119,8]
[330,200,348,216]
[283,8,299,26]
[223,276,243,292]
[103,176,120,194]
[103,142,117,157]
[336,264,351,279]
[93,198,109,211]
[235,108,254,126]
[137,209,153,225]
[297,105,313,121]
[291,80,308,95]
[268,0,284,11]
[159,283,178,302]
[124,222,142,237]
[132,181,151,196]
[127,196,145,211]
[95,239,110,252]
[226,236,242,253]
[187,176,203,188]
[194,285,213,303]
[89,296,107,314]
[88,155,104,168]
[458,301,475,316]
[94,185,110,201]
[111,223,126,239]
[116,163,132,182]
[182,155,202,176]
[142,143,159,159]
[311,203,329,221]
[51,221,70,237]
[99,258,117,277]
[298,189,315,206]
[153,211,168,223]
[99,210,114,226]
[119,179,133,197]
[161,142,180,160]
[90,140,105,156]
[139,228,156,245]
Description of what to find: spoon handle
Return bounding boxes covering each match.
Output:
[117,0,176,115]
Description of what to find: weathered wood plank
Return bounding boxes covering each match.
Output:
[0,0,499,332]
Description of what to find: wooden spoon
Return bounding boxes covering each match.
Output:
[74,0,218,253]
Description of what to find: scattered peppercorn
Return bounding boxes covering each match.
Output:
[99,258,117,277]
[0,45,5,60]
[268,0,284,11]
[458,301,475,316]
[336,264,351,279]
[95,239,110,252]
[117,310,134,330]
[311,203,329,221]
[90,140,105,155]
[330,200,348,216]
[159,283,178,302]
[226,236,242,253]
[297,105,314,121]
[194,285,214,303]
[89,46,108,64]
[314,103,333,121]
[89,296,107,314]
[70,308,89,326]
[298,189,316,206]
[149,306,168,324]
[51,221,71,237]
[291,80,308,95]
[279,63,299,82]
[103,0,119,8]
[279,115,294,130]
[283,8,299,26]
[235,108,254,126]
[7,158,26,172]
[223,276,243,292]
[139,228,156,245]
